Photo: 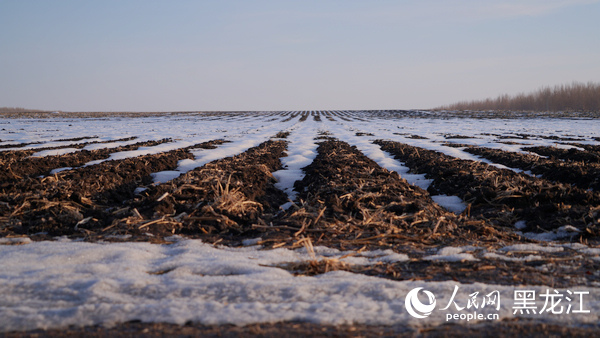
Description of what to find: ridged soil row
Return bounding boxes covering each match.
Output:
[0,138,171,183]
[374,140,600,237]
[271,138,513,250]
[0,140,227,238]
[464,146,600,191]
[118,139,290,241]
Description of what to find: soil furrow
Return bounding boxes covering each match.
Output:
[463,146,600,191]
[110,139,290,241]
[0,140,228,238]
[271,138,514,251]
[524,146,600,164]
[0,136,136,151]
[374,140,600,237]
[283,252,600,288]
[568,143,600,153]
[0,138,172,183]
[8,319,600,337]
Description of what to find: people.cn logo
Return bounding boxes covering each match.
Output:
[405,287,437,318]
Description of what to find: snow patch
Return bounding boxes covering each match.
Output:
[500,244,563,253]
[431,195,467,214]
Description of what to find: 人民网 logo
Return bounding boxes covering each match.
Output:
[405,287,437,318]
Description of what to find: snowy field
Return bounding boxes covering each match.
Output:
[1,110,600,332]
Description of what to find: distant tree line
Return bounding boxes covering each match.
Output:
[440,82,600,112]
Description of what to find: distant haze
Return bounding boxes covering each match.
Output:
[1,1,599,112]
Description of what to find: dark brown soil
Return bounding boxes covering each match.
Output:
[0,136,136,150]
[5,319,598,337]
[281,113,300,122]
[2,112,600,336]
[524,145,600,164]
[443,134,475,139]
[2,137,521,249]
[3,138,288,242]
[463,146,600,191]
[0,138,170,183]
[374,140,600,237]
[121,139,289,240]
[354,254,600,288]
[480,132,588,141]
[569,143,600,153]
[393,133,429,139]
[0,140,228,238]
[266,139,515,251]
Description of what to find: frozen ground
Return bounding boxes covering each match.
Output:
[1,110,600,331]
[1,238,599,331]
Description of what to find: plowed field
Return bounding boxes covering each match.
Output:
[2,110,600,336]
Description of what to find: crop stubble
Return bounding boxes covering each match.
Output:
[2,113,600,335]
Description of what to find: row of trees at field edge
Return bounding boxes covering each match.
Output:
[439,82,600,112]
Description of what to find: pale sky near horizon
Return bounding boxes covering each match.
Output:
[1,0,599,112]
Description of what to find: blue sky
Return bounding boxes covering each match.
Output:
[1,0,599,111]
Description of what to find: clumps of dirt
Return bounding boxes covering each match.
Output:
[0,138,291,242]
[355,132,374,136]
[481,132,586,142]
[443,134,476,139]
[375,140,600,237]
[274,237,354,276]
[0,141,41,149]
[299,113,309,122]
[102,140,290,240]
[393,133,429,139]
[0,140,230,238]
[464,146,600,191]
[442,143,473,148]
[9,319,600,338]
[313,115,322,122]
[273,131,290,139]
[267,139,514,251]
[0,136,137,151]
[0,138,172,183]
[0,137,138,163]
[1,148,197,237]
[53,136,98,142]
[524,145,600,164]
[355,254,600,288]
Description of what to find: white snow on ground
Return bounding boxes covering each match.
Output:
[513,225,583,241]
[431,195,467,214]
[49,167,73,175]
[30,138,144,157]
[1,239,598,332]
[2,111,600,331]
[82,139,142,151]
[500,244,564,253]
[324,115,469,213]
[30,148,80,157]
[327,120,434,190]
[352,112,600,160]
[151,115,301,183]
[272,116,321,208]
[3,111,600,184]
[423,246,479,262]
[483,252,544,262]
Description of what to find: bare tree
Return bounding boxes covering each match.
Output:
[440,82,600,112]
